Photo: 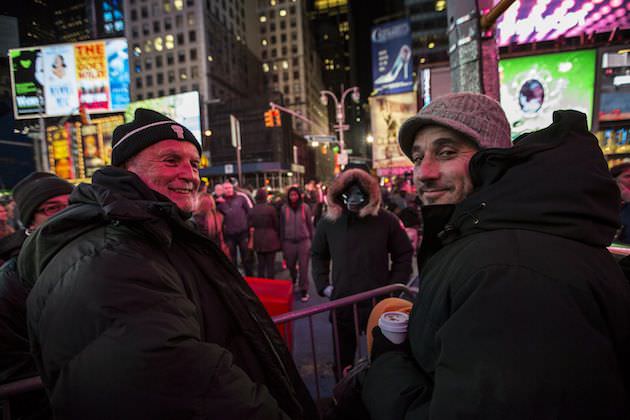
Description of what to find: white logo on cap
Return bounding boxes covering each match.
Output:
[171,125,184,139]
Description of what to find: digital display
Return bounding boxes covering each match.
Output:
[371,19,414,96]
[9,38,129,119]
[496,0,630,46]
[126,91,202,144]
[499,49,596,139]
[599,49,630,122]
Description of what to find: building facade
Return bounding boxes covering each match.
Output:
[125,0,264,105]
[257,0,328,136]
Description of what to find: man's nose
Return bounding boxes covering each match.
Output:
[178,162,197,181]
[414,157,440,182]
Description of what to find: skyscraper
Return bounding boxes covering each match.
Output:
[257,0,328,136]
[125,0,264,103]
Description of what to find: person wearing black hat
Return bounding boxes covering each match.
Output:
[0,172,73,420]
[19,109,316,420]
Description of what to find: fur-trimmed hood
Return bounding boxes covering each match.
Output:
[326,169,381,220]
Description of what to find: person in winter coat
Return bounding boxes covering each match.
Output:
[0,172,73,420]
[249,188,282,278]
[19,109,316,420]
[280,186,313,302]
[0,203,15,239]
[362,92,630,420]
[311,168,413,376]
[217,181,254,275]
[193,192,225,247]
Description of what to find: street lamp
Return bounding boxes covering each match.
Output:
[366,134,374,144]
[319,86,360,154]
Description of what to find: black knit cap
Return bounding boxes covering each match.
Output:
[111,108,201,166]
[12,172,74,226]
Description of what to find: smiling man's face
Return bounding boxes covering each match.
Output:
[411,125,479,206]
[125,140,200,212]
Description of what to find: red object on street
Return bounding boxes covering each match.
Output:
[245,277,294,352]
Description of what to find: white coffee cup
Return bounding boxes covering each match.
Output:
[378,311,409,344]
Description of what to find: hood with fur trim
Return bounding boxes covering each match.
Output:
[326,169,381,220]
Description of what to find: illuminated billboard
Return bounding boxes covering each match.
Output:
[599,48,630,122]
[371,19,414,96]
[126,91,202,144]
[368,92,416,176]
[9,38,129,119]
[499,49,596,139]
[496,0,630,46]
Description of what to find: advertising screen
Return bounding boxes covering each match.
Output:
[368,92,416,175]
[371,19,414,96]
[9,38,129,119]
[496,0,630,47]
[599,49,630,122]
[126,91,202,144]
[499,49,596,139]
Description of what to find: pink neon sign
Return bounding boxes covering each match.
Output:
[496,0,630,46]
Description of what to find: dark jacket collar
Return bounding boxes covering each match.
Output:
[418,111,619,267]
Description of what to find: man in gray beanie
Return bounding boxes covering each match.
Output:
[362,93,630,419]
[18,108,316,419]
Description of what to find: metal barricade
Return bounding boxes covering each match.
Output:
[272,283,418,406]
[0,284,418,419]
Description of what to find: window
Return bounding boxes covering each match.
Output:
[141,6,148,18]
[281,34,286,42]
[165,17,172,30]
[176,14,183,27]
[156,55,163,67]
[191,66,198,78]
[146,75,153,86]
[178,50,186,62]
[153,21,160,32]
[293,71,299,79]
[187,12,195,25]
[131,9,138,20]
[135,77,142,88]
[177,33,184,44]
[270,35,276,44]
[180,68,188,80]
[158,89,165,97]
[167,52,174,65]
[169,88,176,95]
[132,26,139,38]
[142,23,150,36]
[280,21,286,29]
[192,83,199,91]
[174,0,183,10]
[168,70,175,82]
[164,0,171,12]
[147,92,154,98]
[157,73,164,83]
[180,85,188,93]
[154,37,164,51]
[283,71,289,81]
[165,34,175,49]
[188,30,196,42]
[190,48,197,60]
[137,93,143,100]
[187,0,195,6]
[145,57,153,70]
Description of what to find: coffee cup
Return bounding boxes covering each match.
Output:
[378,311,409,344]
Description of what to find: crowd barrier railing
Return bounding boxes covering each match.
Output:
[0,283,418,419]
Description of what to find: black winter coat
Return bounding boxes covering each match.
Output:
[363,111,630,419]
[312,169,413,299]
[19,168,316,420]
[248,203,281,252]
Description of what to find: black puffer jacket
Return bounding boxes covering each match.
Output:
[363,111,630,419]
[20,168,316,420]
[311,169,413,299]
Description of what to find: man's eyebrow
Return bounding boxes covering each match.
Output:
[411,137,462,154]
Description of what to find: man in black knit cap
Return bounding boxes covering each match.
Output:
[0,172,73,419]
[19,109,316,419]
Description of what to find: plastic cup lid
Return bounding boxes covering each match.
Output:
[378,311,409,333]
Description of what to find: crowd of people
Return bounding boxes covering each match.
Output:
[0,93,629,419]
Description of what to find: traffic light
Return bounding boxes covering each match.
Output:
[264,110,274,127]
[272,109,281,127]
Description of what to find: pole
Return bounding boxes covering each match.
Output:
[236,144,242,186]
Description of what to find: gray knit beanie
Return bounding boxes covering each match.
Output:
[398,92,512,159]
[111,108,201,166]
